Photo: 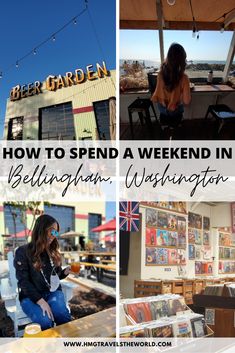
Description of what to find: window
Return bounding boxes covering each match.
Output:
[4,204,25,235]
[93,100,110,140]
[44,204,75,234]
[7,117,24,140]
[39,102,75,140]
[88,213,102,244]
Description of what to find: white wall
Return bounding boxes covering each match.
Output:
[139,202,232,281]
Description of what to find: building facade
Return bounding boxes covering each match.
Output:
[0,201,106,258]
[4,63,115,140]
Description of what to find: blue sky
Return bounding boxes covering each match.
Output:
[106,202,116,220]
[0,0,116,137]
[120,30,233,62]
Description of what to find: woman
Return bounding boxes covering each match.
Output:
[14,214,71,330]
[151,43,191,126]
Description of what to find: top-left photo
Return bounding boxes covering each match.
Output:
[0,0,116,141]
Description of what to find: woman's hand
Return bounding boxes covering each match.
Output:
[37,298,54,321]
[63,266,71,276]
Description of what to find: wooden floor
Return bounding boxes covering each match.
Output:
[120,118,235,140]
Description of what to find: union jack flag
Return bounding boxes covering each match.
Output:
[119,201,140,232]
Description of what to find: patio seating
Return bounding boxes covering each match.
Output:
[128,98,158,138]
[205,104,235,137]
[1,252,32,337]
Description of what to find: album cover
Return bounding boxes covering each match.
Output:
[205,309,215,325]
[146,208,158,227]
[177,249,186,265]
[218,261,223,273]
[195,261,202,275]
[168,249,178,265]
[150,300,169,320]
[194,229,202,245]
[203,246,212,260]
[205,262,213,274]
[178,233,186,249]
[126,302,152,323]
[203,231,210,245]
[157,211,168,229]
[231,249,235,260]
[191,317,207,337]
[177,202,187,214]
[188,229,195,244]
[178,217,186,234]
[120,326,145,338]
[156,229,169,246]
[219,232,231,246]
[168,231,178,246]
[195,246,201,260]
[146,247,157,265]
[224,247,231,259]
[219,247,224,259]
[188,212,202,229]
[173,319,192,338]
[146,227,157,246]
[188,244,195,259]
[168,298,188,316]
[155,248,168,265]
[167,214,178,231]
[148,324,174,338]
[203,216,210,231]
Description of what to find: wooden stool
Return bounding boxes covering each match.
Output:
[128,98,158,138]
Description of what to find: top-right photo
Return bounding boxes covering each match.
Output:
[120,0,235,140]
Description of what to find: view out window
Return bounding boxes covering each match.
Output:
[44,204,75,234]
[39,102,75,140]
[93,100,110,140]
[7,117,24,140]
[4,204,25,235]
[88,213,102,244]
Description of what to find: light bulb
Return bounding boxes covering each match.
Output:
[220,23,225,33]
[52,35,56,42]
[33,49,37,55]
[167,0,176,5]
[0,72,2,79]
[16,61,19,68]
[73,18,77,25]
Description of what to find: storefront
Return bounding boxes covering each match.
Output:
[0,201,106,257]
[3,62,116,140]
[120,202,234,297]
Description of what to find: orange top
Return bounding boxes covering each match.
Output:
[151,72,191,111]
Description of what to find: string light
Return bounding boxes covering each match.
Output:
[0,72,2,79]
[0,5,88,78]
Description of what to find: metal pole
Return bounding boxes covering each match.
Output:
[156,0,165,64]
[223,31,235,82]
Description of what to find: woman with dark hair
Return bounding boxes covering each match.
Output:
[151,43,191,125]
[14,214,71,330]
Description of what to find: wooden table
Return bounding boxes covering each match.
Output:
[80,262,116,281]
[79,252,116,257]
[40,307,116,337]
[191,84,234,104]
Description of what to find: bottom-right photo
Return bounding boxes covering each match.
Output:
[119,201,235,339]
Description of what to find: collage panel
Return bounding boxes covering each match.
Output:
[0,0,117,341]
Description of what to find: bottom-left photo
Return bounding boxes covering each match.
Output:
[0,201,116,338]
